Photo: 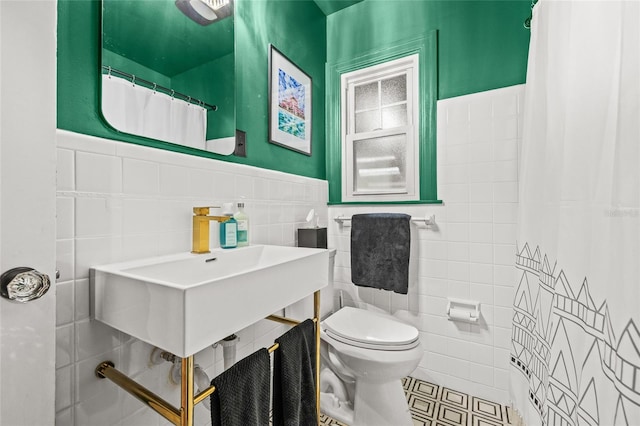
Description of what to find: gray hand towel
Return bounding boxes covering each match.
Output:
[350,213,411,294]
[210,348,270,426]
[272,319,317,426]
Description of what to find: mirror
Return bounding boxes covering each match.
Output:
[101,0,235,153]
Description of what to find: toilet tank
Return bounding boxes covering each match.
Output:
[285,249,335,320]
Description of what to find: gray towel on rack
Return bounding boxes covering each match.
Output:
[210,348,270,426]
[272,319,316,426]
[350,213,411,294]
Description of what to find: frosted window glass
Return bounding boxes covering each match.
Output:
[355,110,380,133]
[382,104,407,129]
[353,134,407,193]
[355,82,378,110]
[381,75,406,105]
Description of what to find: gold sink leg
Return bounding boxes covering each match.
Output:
[314,290,321,425]
[181,356,195,426]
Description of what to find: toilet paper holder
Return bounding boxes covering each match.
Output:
[446,298,480,323]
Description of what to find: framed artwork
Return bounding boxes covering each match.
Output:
[268,44,312,156]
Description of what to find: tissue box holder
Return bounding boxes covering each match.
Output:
[297,228,327,249]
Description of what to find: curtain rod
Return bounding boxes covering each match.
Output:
[101,65,218,111]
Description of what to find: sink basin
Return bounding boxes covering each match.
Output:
[91,245,328,357]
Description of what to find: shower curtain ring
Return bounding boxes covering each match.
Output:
[152,83,157,93]
[187,96,192,105]
[107,66,112,78]
[131,75,136,86]
[171,90,175,100]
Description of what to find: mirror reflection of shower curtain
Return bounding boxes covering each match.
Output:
[102,75,206,149]
[510,1,640,425]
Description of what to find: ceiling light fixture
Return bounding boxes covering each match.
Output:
[175,0,232,26]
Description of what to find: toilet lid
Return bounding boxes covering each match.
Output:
[322,307,419,350]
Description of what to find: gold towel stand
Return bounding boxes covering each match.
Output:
[95,291,322,426]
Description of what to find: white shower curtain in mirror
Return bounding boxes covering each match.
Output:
[510,1,640,425]
[102,75,206,149]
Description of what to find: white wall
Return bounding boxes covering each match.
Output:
[54,130,329,425]
[328,85,524,404]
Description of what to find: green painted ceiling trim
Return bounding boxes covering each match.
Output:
[326,31,439,204]
[328,200,443,205]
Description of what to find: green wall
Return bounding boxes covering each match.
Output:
[172,53,236,140]
[234,0,326,178]
[327,0,531,99]
[57,0,527,182]
[57,0,327,179]
[102,49,172,88]
[325,0,530,202]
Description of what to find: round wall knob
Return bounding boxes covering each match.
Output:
[1,267,51,303]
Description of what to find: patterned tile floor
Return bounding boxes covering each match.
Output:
[320,377,515,426]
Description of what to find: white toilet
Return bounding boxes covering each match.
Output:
[319,306,422,425]
[286,249,422,425]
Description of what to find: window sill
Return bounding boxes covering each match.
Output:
[327,200,442,206]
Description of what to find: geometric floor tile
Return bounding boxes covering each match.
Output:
[320,377,514,426]
[404,376,417,391]
[437,402,469,425]
[408,394,437,417]
[319,413,349,425]
[408,379,440,399]
[471,397,504,422]
[441,387,469,410]
[471,413,505,426]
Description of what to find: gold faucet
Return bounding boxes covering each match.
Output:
[192,206,231,254]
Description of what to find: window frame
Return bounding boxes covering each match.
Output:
[341,54,420,202]
[325,31,440,205]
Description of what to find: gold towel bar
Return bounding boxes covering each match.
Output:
[193,340,283,405]
[95,361,181,424]
[267,314,318,327]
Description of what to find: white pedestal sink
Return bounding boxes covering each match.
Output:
[91,245,328,357]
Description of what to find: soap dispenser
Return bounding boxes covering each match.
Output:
[234,202,249,247]
[219,203,237,249]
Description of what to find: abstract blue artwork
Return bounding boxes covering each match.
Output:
[277,69,306,139]
[269,44,312,155]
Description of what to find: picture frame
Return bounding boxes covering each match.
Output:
[268,44,312,156]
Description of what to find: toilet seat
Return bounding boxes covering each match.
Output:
[322,307,420,351]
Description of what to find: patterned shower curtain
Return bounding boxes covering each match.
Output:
[510,1,640,425]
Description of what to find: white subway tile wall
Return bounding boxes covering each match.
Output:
[327,85,524,405]
[55,130,329,426]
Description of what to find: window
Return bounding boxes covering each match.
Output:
[325,31,438,204]
[341,55,420,202]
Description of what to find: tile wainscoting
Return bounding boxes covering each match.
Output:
[55,83,523,424]
[55,130,328,426]
[328,85,524,405]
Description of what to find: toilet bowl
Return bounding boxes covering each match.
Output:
[320,306,422,426]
